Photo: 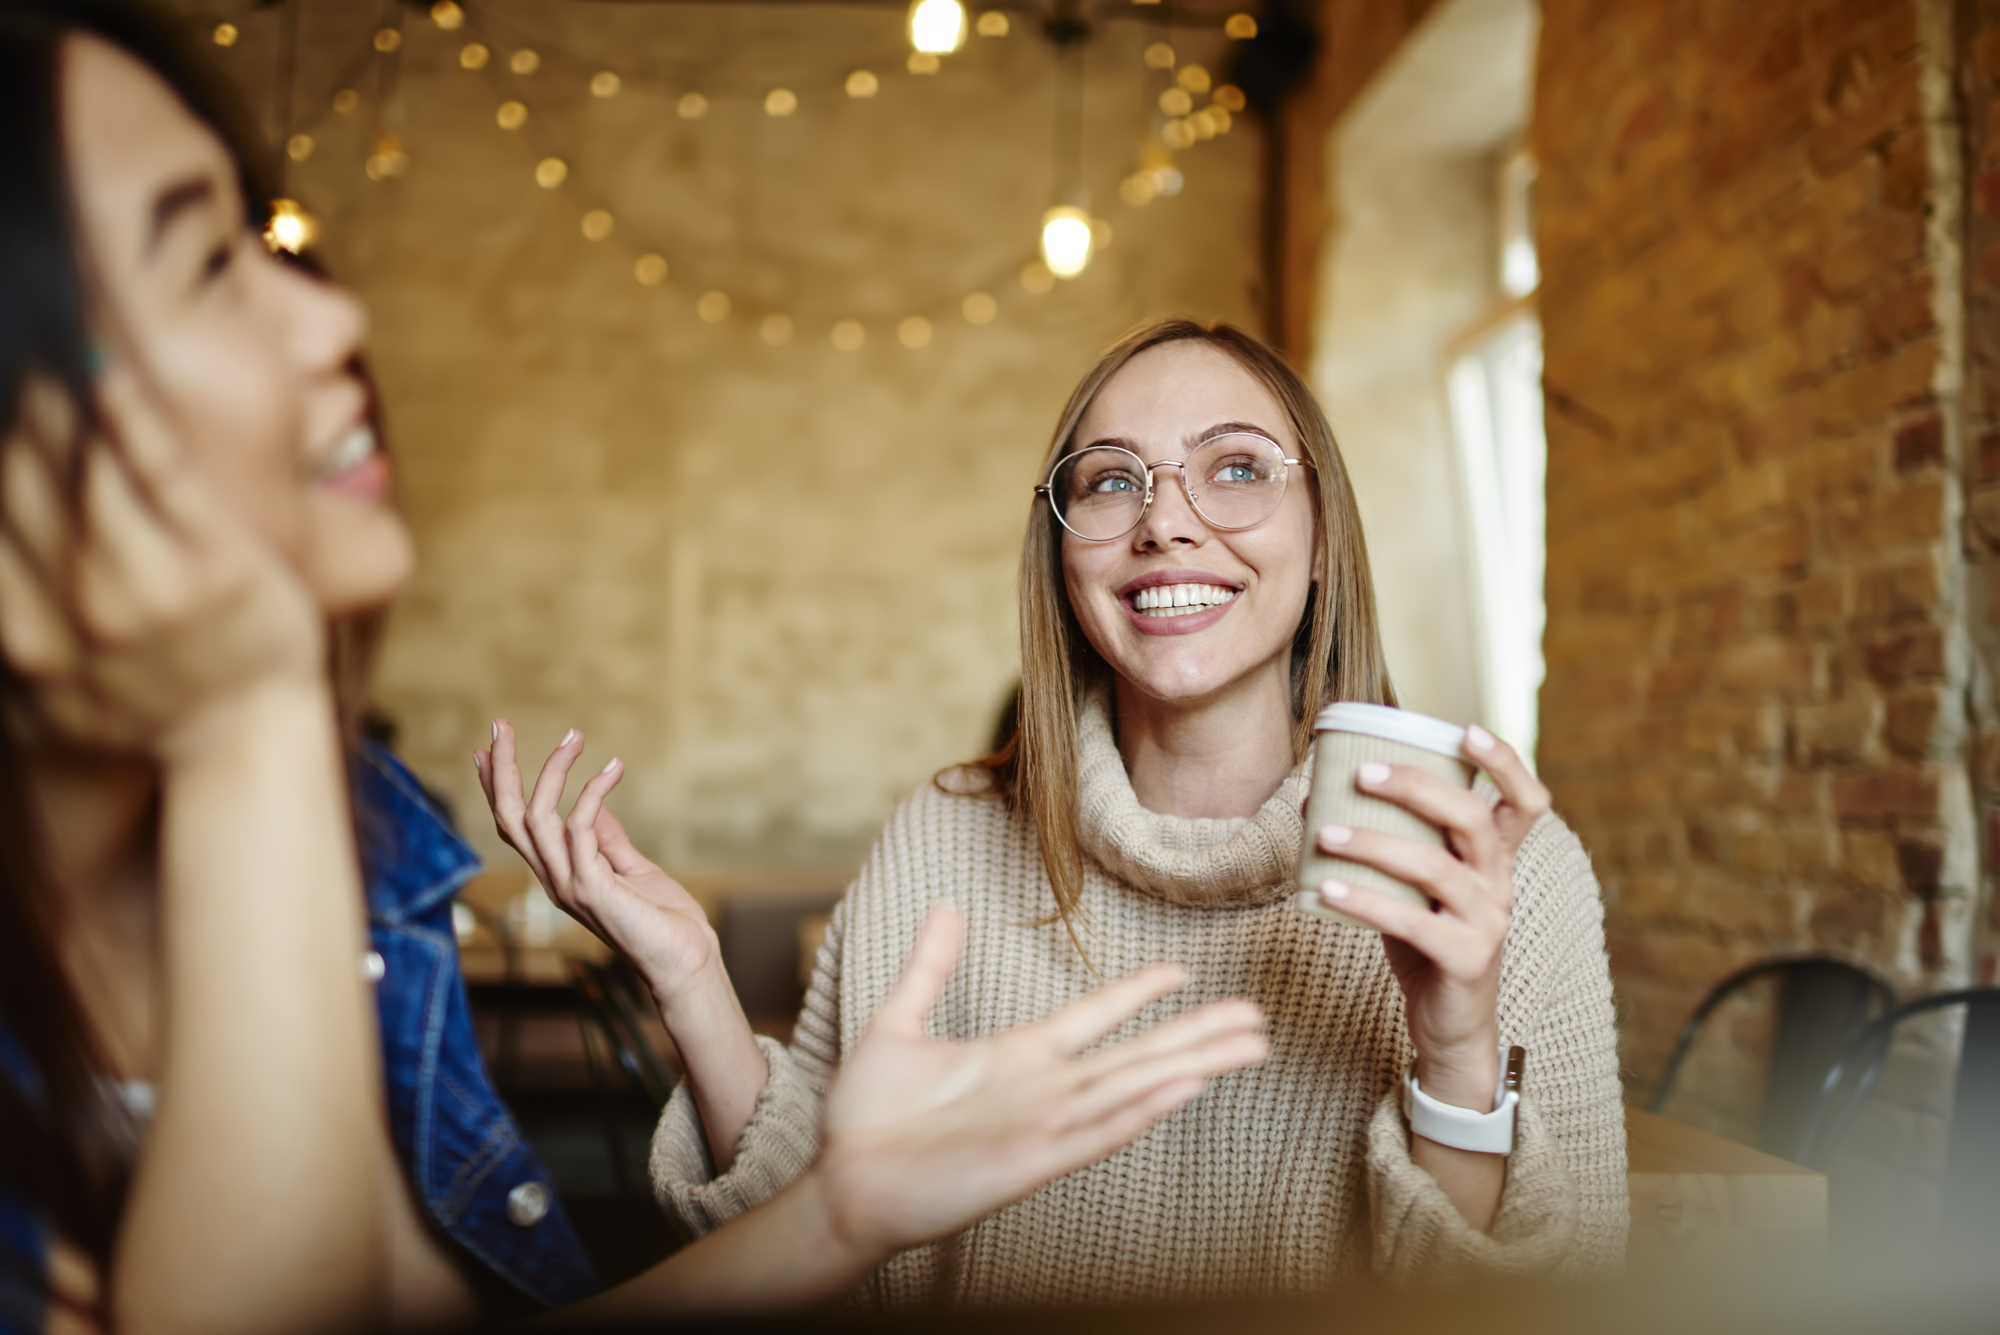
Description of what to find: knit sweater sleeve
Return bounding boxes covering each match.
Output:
[1364,810,1628,1280]
[647,896,848,1240]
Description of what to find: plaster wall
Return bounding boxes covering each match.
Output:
[1309,0,1539,730]
[198,2,1263,882]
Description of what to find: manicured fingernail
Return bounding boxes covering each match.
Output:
[491,720,499,742]
[1320,878,1351,901]
[472,752,486,772]
[1357,761,1390,785]
[561,728,578,746]
[1466,724,1495,753]
[1319,824,1352,847]
[602,758,619,774]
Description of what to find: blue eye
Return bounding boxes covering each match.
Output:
[1217,464,1257,482]
[1092,475,1141,494]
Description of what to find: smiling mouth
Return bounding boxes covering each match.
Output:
[1129,582,1240,618]
[310,422,377,481]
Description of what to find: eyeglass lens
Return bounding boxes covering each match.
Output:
[1049,434,1290,541]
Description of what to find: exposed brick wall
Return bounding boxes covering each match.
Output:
[1533,0,1977,1104]
[1963,2,2000,981]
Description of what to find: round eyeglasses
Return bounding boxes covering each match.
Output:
[1035,432,1311,542]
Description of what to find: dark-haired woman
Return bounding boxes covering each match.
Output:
[0,4,1270,1331]
[496,320,1627,1306]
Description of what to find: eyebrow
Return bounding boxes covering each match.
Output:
[1079,420,1280,454]
[144,175,217,259]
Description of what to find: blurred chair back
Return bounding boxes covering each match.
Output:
[1801,987,2000,1242]
[1651,956,1894,1163]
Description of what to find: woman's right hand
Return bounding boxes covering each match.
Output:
[814,906,1271,1258]
[0,369,325,762]
[474,721,722,1006]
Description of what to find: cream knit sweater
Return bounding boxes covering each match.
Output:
[650,700,1627,1306]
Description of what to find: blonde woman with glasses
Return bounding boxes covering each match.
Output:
[485,318,1625,1306]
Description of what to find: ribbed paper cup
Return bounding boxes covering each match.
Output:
[1296,703,1474,930]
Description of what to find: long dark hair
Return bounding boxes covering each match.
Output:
[0,0,282,1292]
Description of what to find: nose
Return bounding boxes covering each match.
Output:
[1131,459,1206,550]
[277,259,369,378]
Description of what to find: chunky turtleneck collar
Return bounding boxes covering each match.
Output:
[1073,692,1309,908]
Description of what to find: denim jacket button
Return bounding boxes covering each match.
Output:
[361,950,386,983]
[506,1180,550,1227]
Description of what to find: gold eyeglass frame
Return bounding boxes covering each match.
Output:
[1034,431,1313,542]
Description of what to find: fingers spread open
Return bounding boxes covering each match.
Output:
[485,719,549,883]
[593,807,653,877]
[1038,1077,1210,1183]
[2,431,69,583]
[1065,1027,1269,1129]
[1035,962,1189,1056]
[561,757,625,892]
[871,905,966,1036]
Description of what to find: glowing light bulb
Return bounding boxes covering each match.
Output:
[1214,84,1246,112]
[510,49,539,75]
[365,135,408,181]
[1159,87,1193,116]
[1143,42,1175,70]
[961,291,997,325]
[697,291,731,323]
[677,92,708,120]
[432,2,465,30]
[591,71,621,98]
[1040,206,1092,279]
[765,88,798,116]
[212,22,237,48]
[831,319,866,352]
[976,11,1009,37]
[262,199,318,255]
[496,100,528,129]
[907,52,940,75]
[1225,13,1258,39]
[459,44,488,71]
[333,88,360,113]
[286,134,315,162]
[846,69,879,98]
[534,157,567,189]
[898,316,933,349]
[581,210,614,241]
[634,254,668,286]
[374,28,402,53]
[909,0,967,55]
[1177,65,1211,94]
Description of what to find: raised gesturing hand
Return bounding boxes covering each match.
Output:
[814,906,1271,1256]
[474,721,722,1006]
[0,368,325,762]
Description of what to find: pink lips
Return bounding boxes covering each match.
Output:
[316,448,391,502]
[1116,568,1244,638]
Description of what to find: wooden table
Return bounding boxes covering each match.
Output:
[1625,1105,1827,1275]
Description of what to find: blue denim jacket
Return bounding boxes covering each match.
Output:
[0,743,599,1332]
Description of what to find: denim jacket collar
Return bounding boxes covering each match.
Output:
[354,741,479,926]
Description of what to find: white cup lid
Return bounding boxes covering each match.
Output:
[1312,702,1467,759]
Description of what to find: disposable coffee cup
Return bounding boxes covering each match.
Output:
[1295,702,1475,930]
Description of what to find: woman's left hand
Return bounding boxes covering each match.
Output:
[1311,725,1549,1109]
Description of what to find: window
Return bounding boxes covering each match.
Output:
[1445,147,1546,762]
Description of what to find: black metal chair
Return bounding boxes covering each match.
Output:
[1650,955,1894,1163]
[1798,987,2000,1244]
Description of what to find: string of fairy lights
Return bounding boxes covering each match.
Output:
[231,0,1258,352]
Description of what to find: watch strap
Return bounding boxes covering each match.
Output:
[1402,1045,1524,1155]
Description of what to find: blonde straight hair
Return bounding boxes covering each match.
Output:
[952,317,1397,957]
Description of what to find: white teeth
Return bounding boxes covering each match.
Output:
[1131,582,1239,617]
[313,423,376,480]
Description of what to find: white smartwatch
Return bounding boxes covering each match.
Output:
[1402,1045,1524,1155]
